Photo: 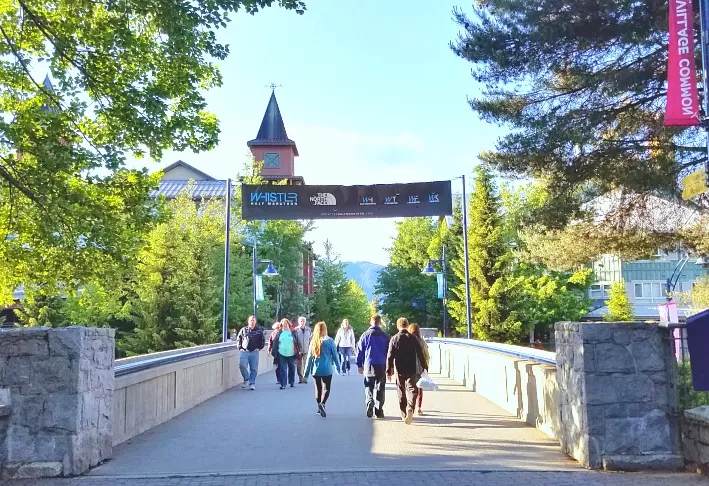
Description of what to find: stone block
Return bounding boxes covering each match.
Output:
[4,357,32,387]
[698,442,709,464]
[0,388,11,417]
[0,331,49,357]
[605,410,671,455]
[581,323,614,343]
[602,454,684,471]
[686,406,709,426]
[595,343,635,373]
[684,436,699,463]
[611,374,655,403]
[47,329,83,357]
[5,425,35,462]
[584,375,619,405]
[35,430,72,462]
[611,328,633,346]
[2,461,63,479]
[699,424,709,445]
[40,394,79,431]
[628,340,665,372]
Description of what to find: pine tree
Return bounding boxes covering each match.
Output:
[459,166,522,342]
[312,240,349,325]
[604,280,635,322]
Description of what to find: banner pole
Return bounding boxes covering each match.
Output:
[700,0,709,183]
[222,178,232,342]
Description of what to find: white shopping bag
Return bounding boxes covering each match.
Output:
[416,371,438,391]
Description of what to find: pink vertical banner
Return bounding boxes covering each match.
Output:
[666,0,700,126]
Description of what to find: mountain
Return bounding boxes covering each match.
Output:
[344,261,384,300]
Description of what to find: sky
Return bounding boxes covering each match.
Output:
[130,1,503,265]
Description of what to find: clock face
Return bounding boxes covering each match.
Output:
[264,152,280,168]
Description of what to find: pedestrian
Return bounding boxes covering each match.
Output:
[228,328,238,341]
[305,321,341,418]
[271,318,300,389]
[294,316,312,384]
[268,322,281,384]
[387,317,428,424]
[334,319,356,375]
[408,323,430,416]
[236,316,266,391]
[356,314,390,419]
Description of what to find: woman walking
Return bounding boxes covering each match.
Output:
[408,323,430,416]
[268,322,281,384]
[272,318,300,389]
[334,319,356,375]
[305,321,341,418]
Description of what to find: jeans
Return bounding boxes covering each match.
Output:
[339,347,352,372]
[396,373,419,414]
[314,374,333,404]
[239,350,259,385]
[278,354,297,387]
[364,374,386,413]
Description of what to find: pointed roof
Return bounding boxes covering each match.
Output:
[41,74,58,113]
[247,91,299,155]
[161,160,216,181]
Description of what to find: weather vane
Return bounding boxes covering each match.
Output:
[266,83,282,91]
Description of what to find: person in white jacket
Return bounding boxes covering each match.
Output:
[334,319,356,375]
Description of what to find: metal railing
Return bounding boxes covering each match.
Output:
[114,342,238,377]
[428,337,556,366]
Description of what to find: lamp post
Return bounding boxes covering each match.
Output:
[251,243,278,323]
[422,244,448,338]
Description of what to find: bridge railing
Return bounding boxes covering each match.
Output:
[426,337,560,439]
[112,342,274,446]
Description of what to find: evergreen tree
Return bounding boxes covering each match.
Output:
[121,192,224,355]
[451,1,697,215]
[460,166,521,342]
[604,280,635,322]
[312,240,349,325]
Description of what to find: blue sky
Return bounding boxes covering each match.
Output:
[133,1,503,265]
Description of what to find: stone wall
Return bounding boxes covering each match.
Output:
[0,327,114,479]
[683,406,709,474]
[555,322,682,470]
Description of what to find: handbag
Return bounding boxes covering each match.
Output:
[416,371,438,391]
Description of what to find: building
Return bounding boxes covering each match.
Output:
[152,90,314,296]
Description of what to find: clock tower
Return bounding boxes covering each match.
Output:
[247,91,304,185]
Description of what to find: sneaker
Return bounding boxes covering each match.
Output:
[401,411,407,422]
[417,409,423,416]
[366,402,374,418]
[405,410,413,425]
[375,409,385,419]
[241,383,248,389]
[249,385,256,391]
[318,403,326,418]
[290,384,295,388]
[280,386,286,390]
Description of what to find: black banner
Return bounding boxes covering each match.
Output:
[241,181,453,220]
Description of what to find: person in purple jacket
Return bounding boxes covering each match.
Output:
[356,314,390,419]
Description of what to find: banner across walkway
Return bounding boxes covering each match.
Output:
[242,181,453,220]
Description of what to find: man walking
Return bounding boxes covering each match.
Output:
[294,316,312,384]
[387,317,427,424]
[356,314,390,419]
[237,316,265,390]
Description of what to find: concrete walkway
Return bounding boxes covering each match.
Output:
[10,368,706,485]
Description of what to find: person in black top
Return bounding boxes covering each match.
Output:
[236,316,265,390]
[387,317,428,425]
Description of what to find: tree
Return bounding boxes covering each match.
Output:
[458,166,521,342]
[121,192,224,355]
[451,1,700,219]
[604,280,634,321]
[312,240,348,325]
[0,0,306,306]
[338,280,370,336]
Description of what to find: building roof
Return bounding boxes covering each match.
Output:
[151,180,232,199]
[584,303,693,321]
[162,160,216,181]
[41,75,58,113]
[247,91,299,155]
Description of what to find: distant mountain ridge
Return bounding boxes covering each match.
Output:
[344,261,384,300]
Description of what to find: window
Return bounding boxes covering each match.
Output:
[633,281,666,299]
[590,284,611,300]
[264,152,280,168]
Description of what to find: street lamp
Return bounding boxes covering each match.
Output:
[252,244,278,323]
[422,244,448,338]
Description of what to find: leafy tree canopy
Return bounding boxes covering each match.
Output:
[604,279,635,321]
[0,0,305,304]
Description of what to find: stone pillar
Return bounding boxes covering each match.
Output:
[0,326,114,479]
[555,322,683,470]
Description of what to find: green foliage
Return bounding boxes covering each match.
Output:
[389,218,437,267]
[451,1,695,215]
[339,280,371,336]
[120,192,225,355]
[0,0,305,306]
[312,241,369,333]
[604,280,634,322]
[679,362,709,412]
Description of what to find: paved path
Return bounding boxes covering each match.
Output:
[9,369,705,485]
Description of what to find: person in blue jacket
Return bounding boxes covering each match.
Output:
[305,321,341,418]
[356,314,390,419]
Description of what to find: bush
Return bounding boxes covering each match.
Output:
[678,361,709,412]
